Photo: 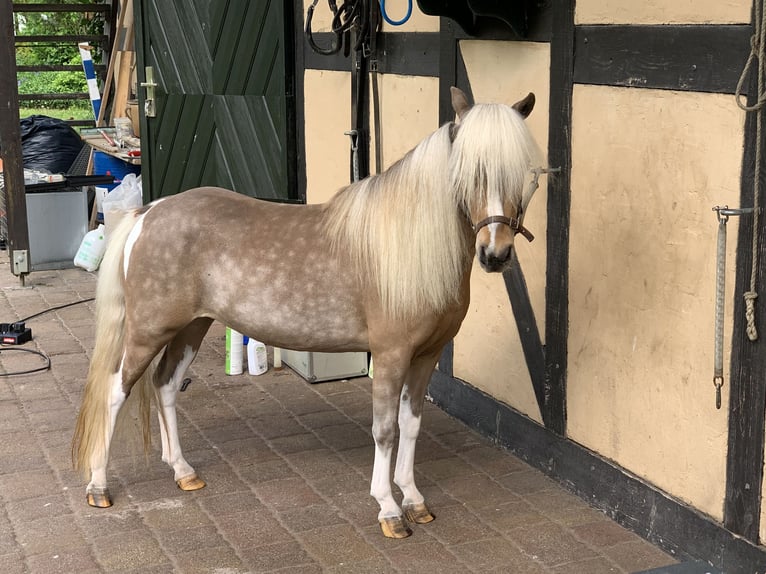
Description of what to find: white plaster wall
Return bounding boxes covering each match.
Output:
[568,85,744,520]
[453,41,551,424]
[575,0,751,25]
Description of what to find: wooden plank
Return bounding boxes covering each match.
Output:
[0,0,30,277]
[17,64,106,73]
[723,15,766,540]
[13,3,111,13]
[15,34,107,44]
[503,254,549,426]
[18,93,90,101]
[574,25,751,94]
[99,0,128,126]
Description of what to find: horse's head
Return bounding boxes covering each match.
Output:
[449,87,539,273]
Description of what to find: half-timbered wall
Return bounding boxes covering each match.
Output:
[298,0,766,569]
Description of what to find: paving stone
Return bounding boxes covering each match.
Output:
[312,423,372,451]
[172,545,248,574]
[26,547,101,574]
[384,539,475,574]
[6,493,72,523]
[439,472,517,507]
[91,531,168,571]
[239,539,317,572]
[15,514,89,556]
[248,412,308,439]
[312,472,370,499]
[282,448,357,480]
[139,497,213,530]
[255,477,324,510]
[0,552,26,574]
[601,540,677,572]
[415,504,499,545]
[298,523,382,566]
[268,432,325,455]
[297,409,351,429]
[197,490,266,516]
[498,468,559,496]
[416,455,482,481]
[214,509,295,548]
[572,518,643,548]
[278,503,350,533]
[238,458,301,485]
[510,520,599,567]
[450,536,547,570]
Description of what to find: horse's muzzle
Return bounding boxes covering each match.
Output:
[478,244,512,272]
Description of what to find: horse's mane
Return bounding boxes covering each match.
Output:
[324,102,540,321]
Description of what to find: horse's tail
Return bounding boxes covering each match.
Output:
[72,211,150,475]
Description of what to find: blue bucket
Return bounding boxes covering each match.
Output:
[92,151,141,221]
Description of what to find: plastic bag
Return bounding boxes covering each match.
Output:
[18,115,85,173]
[102,173,143,212]
[102,173,143,235]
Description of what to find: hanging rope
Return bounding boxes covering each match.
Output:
[735,0,766,341]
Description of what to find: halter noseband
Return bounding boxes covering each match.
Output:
[472,215,535,242]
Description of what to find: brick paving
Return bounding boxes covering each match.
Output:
[0,260,678,573]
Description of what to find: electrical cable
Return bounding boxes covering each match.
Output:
[0,297,95,377]
[19,297,95,322]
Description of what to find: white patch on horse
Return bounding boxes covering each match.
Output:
[486,195,506,254]
[157,345,197,481]
[394,385,424,507]
[123,212,147,277]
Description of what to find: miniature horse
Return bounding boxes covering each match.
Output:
[72,87,542,538]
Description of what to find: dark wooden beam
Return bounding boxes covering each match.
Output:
[0,0,30,278]
[724,15,766,542]
[14,34,108,45]
[503,254,548,426]
[18,93,90,101]
[17,64,106,73]
[541,0,575,437]
[13,3,111,13]
[574,25,751,94]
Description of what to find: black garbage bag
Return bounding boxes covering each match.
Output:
[18,115,85,174]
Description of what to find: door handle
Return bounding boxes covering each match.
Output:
[140,66,157,117]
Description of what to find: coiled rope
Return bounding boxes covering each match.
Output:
[735,0,766,341]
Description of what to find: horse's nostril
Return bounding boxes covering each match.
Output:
[478,245,488,265]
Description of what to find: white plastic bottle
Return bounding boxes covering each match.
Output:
[225,328,243,375]
[73,224,107,272]
[247,339,268,375]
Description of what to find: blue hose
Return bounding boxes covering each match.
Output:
[380,0,412,26]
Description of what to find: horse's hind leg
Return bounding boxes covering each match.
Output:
[154,318,213,491]
[84,342,163,508]
[394,352,440,525]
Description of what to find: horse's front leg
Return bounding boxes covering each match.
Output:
[394,353,439,525]
[370,359,411,538]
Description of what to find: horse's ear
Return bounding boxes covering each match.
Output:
[512,92,535,119]
[450,87,472,120]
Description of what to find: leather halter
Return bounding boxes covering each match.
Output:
[472,215,535,242]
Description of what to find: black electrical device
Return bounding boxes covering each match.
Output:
[0,322,32,345]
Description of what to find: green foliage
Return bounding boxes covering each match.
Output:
[14,1,106,110]
[15,0,106,65]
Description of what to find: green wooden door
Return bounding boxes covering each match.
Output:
[135,0,296,201]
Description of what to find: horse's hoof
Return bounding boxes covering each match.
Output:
[176,473,206,491]
[379,516,412,539]
[403,503,435,524]
[86,489,112,508]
